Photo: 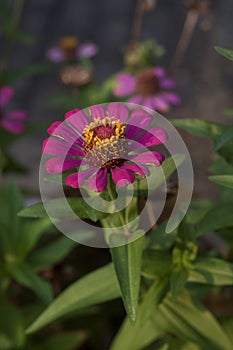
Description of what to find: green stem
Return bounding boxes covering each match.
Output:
[107,178,131,238]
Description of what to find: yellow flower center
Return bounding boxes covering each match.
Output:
[83,117,128,168]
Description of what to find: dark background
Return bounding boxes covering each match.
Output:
[6,0,233,199]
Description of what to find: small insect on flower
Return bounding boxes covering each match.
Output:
[43,103,168,192]
[0,86,27,134]
[113,67,180,112]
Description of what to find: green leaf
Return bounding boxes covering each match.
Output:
[34,331,88,350]
[28,236,77,271]
[214,46,233,61]
[0,301,25,348]
[26,263,120,334]
[209,175,233,190]
[214,125,233,151]
[15,218,52,259]
[172,119,223,141]
[189,258,233,286]
[110,235,145,324]
[110,307,164,350]
[140,277,169,324]
[195,203,233,237]
[138,154,186,194]
[142,250,172,278]
[18,197,106,222]
[170,269,189,298]
[8,262,53,304]
[146,221,178,250]
[159,291,232,350]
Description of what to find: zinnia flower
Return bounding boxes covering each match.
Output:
[0,86,27,134]
[43,103,167,192]
[46,36,98,63]
[113,67,180,112]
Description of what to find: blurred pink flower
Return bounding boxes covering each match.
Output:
[43,103,167,192]
[113,67,181,112]
[0,86,27,134]
[46,36,98,63]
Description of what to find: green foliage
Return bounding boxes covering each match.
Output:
[209,175,233,189]
[26,263,121,334]
[110,236,145,324]
[215,46,233,61]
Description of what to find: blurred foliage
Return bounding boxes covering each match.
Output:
[0,0,233,348]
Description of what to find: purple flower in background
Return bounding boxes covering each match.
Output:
[0,86,27,134]
[46,36,98,63]
[43,103,167,192]
[113,67,181,112]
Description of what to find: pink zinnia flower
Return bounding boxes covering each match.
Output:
[43,103,168,192]
[0,86,27,134]
[113,67,181,112]
[46,36,98,63]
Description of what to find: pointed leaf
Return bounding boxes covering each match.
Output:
[172,119,223,141]
[18,197,106,222]
[159,291,232,350]
[29,236,77,271]
[189,258,233,286]
[196,203,233,237]
[214,125,233,151]
[209,175,233,190]
[110,235,145,324]
[8,262,53,304]
[110,307,164,350]
[214,46,233,61]
[26,263,120,334]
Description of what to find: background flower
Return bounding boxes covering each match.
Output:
[113,67,181,112]
[46,36,99,63]
[0,86,27,134]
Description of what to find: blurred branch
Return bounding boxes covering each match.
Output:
[129,0,156,48]
[169,10,199,72]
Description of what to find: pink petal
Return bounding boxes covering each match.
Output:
[121,163,150,177]
[107,102,129,123]
[154,67,166,78]
[113,73,136,97]
[89,105,106,120]
[128,95,143,105]
[77,43,99,58]
[111,167,135,187]
[65,109,89,133]
[46,47,65,63]
[47,121,83,145]
[88,168,108,192]
[125,125,142,139]
[130,151,165,166]
[42,138,84,157]
[160,77,176,89]
[137,127,168,146]
[162,92,181,105]
[143,97,156,110]
[128,109,153,128]
[0,120,24,134]
[65,167,96,188]
[153,96,169,112]
[0,86,14,107]
[4,110,27,120]
[45,157,82,174]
